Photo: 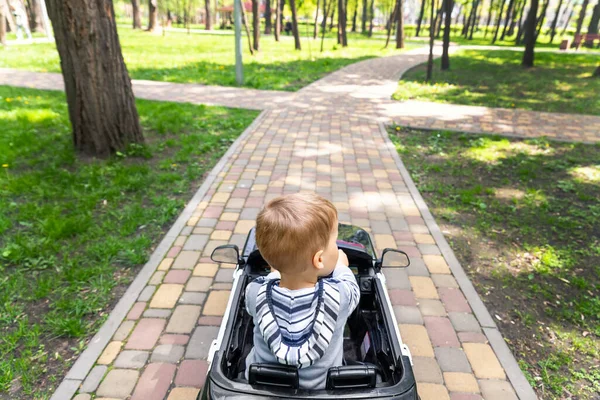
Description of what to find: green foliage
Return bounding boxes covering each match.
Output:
[394,50,600,115]
[390,127,600,399]
[0,86,257,397]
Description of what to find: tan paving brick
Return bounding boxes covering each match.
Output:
[167,387,201,400]
[413,233,435,244]
[478,379,517,400]
[97,341,122,365]
[96,369,139,398]
[417,383,450,400]
[150,284,184,309]
[423,255,451,274]
[409,276,439,299]
[210,230,232,241]
[158,258,173,271]
[193,263,219,277]
[443,372,480,393]
[220,212,239,221]
[399,324,434,357]
[234,220,255,234]
[167,305,202,334]
[374,234,397,251]
[203,291,231,316]
[463,343,506,380]
[173,251,200,270]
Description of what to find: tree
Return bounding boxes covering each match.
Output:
[130,0,142,28]
[252,0,259,50]
[548,0,564,42]
[594,65,600,76]
[290,0,301,49]
[535,0,550,38]
[206,0,212,29]
[384,0,398,47]
[522,0,540,67]
[240,0,254,53]
[26,0,43,32]
[274,0,281,40]
[352,0,358,31]
[338,0,348,46]
[45,0,144,157]
[0,0,5,46]
[441,0,453,69]
[368,0,374,36]
[148,0,158,31]
[560,1,575,36]
[468,0,480,39]
[396,0,404,47]
[313,0,320,37]
[585,2,600,47]
[265,0,272,33]
[492,0,507,43]
[484,0,496,37]
[416,0,426,36]
[361,0,367,32]
[500,0,516,39]
[427,0,435,81]
[572,0,590,47]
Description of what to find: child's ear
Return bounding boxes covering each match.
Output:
[312,249,325,270]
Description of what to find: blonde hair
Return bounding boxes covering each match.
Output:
[256,193,338,272]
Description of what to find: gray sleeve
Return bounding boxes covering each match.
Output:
[245,271,280,317]
[332,263,360,314]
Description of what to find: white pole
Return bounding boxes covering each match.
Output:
[234,0,243,85]
[39,0,52,39]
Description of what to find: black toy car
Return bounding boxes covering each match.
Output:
[199,223,418,399]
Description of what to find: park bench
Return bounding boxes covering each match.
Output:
[572,33,600,49]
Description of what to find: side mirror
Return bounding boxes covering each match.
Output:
[380,248,410,268]
[211,244,241,265]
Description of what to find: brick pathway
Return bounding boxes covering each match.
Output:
[7,51,545,400]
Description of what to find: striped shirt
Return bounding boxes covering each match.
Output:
[245,261,360,388]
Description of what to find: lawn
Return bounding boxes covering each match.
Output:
[394,50,600,115]
[390,127,600,399]
[0,27,417,91]
[0,86,258,398]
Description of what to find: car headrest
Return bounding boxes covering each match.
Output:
[248,363,299,389]
[326,364,378,390]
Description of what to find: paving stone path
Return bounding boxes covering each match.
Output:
[5,49,547,400]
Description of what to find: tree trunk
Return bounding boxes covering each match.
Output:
[396,0,404,47]
[484,0,496,37]
[585,2,600,47]
[148,0,158,31]
[572,0,589,47]
[330,1,336,31]
[535,0,550,37]
[290,0,301,49]
[416,0,426,36]
[441,0,453,69]
[338,0,347,46]
[128,0,141,29]
[0,2,5,46]
[240,0,254,53]
[435,0,445,37]
[500,0,516,39]
[252,0,260,50]
[313,0,320,37]
[594,65,600,76]
[548,0,564,42]
[468,0,480,39]
[515,0,526,42]
[427,0,435,81]
[385,0,398,47]
[522,0,539,66]
[321,0,333,50]
[265,0,272,33]
[274,0,281,40]
[560,4,574,36]
[492,0,507,42]
[508,0,523,35]
[45,0,144,157]
[463,2,474,36]
[352,0,358,31]
[205,0,212,29]
[26,0,44,32]
[361,0,367,32]
[368,0,374,36]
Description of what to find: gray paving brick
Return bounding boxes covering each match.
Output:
[449,312,482,333]
[434,347,472,373]
[383,268,410,290]
[151,344,185,363]
[114,350,149,369]
[393,305,424,325]
[80,365,107,393]
[186,326,220,359]
[138,285,156,302]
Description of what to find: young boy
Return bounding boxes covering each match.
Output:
[244,193,360,389]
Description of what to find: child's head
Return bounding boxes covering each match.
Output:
[256,193,339,277]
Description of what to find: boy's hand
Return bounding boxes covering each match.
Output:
[338,249,349,267]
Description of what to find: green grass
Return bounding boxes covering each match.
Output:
[394,50,600,115]
[0,27,418,91]
[0,86,257,398]
[390,127,600,399]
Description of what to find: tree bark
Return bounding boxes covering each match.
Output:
[148,0,158,31]
[205,0,212,29]
[0,1,5,46]
[585,2,600,47]
[508,0,523,36]
[572,0,589,47]
[330,1,336,31]
[500,0,516,39]
[352,0,358,31]
[463,1,474,36]
[313,0,320,37]
[290,0,301,49]
[274,0,281,40]
[594,64,600,76]
[535,0,549,38]
[468,0,480,39]
[416,0,426,36]
[548,0,564,42]
[522,0,539,67]
[130,0,141,28]
[560,4,574,36]
[252,0,260,50]
[515,0,527,42]
[427,0,435,81]
[385,0,398,47]
[265,0,272,34]
[321,0,333,50]
[26,0,44,32]
[338,0,347,45]
[45,0,144,157]
[368,0,374,36]
[240,0,254,53]
[442,0,453,69]
[484,0,496,37]
[361,0,367,32]
[396,0,404,47]
[492,0,507,42]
